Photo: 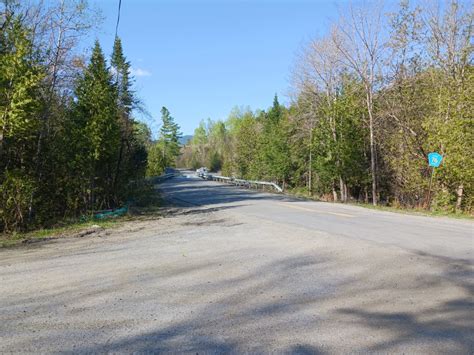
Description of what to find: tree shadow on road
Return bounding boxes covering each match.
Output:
[158,177,298,208]
[4,248,469,353]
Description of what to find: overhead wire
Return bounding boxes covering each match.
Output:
[115,0,122,39]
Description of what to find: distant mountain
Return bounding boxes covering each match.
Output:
[179,135,193,145]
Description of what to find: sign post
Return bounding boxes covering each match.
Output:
[427,152,443,209]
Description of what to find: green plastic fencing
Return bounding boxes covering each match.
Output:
[94,204,129,220]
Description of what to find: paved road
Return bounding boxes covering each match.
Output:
[164,173,473,263]
[0,173,473,353]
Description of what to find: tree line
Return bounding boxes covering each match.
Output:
[0,1,158,232]
[179,0,473,213]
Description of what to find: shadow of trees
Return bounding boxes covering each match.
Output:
[158,176,297,208]
[1,175,472,352]
[3,247,470,353]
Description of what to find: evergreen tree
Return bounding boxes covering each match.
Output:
[0,3,154,233]
[111,36,144,193]
[111,37,133,116]
[72,40,121,208]
[147,107,182,175]
[267,94,282,123]
[258,95,291,187]
[158,106,182,166]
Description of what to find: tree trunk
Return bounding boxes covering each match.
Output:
[113,139,125,196]
[339,176,346,202]
[455,184,464,212]
[366,91,377,206]
[308,132,312,196]
[0,131,3,157]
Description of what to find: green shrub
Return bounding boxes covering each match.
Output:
[0,171,36,232]
[431,189,456,213]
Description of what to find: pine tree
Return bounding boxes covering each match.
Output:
[267,94,282,123]
[259,95,291,187]
[111,37,133,117]
[111,36,135,191]
[72,40,121,208]
[147,107,182,175]
[158,106,182,167]
[0,3,155,232]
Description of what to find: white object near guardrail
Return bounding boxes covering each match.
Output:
[211,175,283,193]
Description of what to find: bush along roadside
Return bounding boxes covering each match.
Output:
[0,179,162,248]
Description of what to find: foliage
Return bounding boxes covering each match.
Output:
[0,4,152,232]
[1,0,472,236]
[0,170,35,231]
[179,0,473,213]
[146,107,182,176]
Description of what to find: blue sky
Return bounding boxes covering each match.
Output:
[91,0,343,135]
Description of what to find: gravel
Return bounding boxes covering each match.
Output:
[0,176,472,353]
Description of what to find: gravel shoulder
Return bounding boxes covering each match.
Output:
[0,178,473,353]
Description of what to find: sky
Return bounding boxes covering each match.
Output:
[90,0,344,135]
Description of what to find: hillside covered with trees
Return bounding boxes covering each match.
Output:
[179,0,473,213]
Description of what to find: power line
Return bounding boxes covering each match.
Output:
[115,0,122,38]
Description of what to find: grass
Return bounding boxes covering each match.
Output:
[348,202,473,220]
[0,218,123,248]
[284,187,472,220]
[1,181,165,248]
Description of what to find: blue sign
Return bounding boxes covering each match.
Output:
[428,152,443,167]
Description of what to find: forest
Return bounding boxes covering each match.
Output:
[0,1,182,233]
[179,0,473,214]
[0,0,472,234]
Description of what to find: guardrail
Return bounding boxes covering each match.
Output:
[209,174,283,193]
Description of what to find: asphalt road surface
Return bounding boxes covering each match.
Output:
[1,172,473,353]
